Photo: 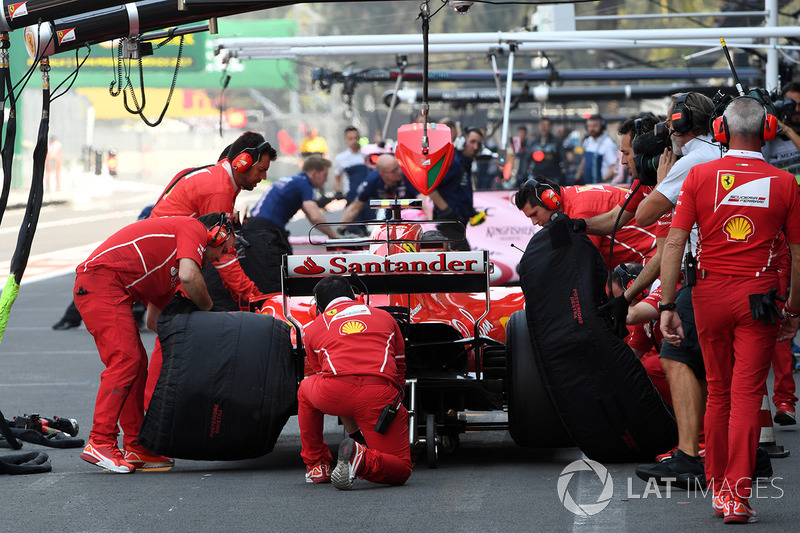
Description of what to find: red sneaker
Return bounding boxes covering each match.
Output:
[80,441,135,473]
[724,495,758,524]
[305,461,331,484]
[713,491,725,517]
[774,402,796,426]
[331,437,366,490]
[123,445,175,469]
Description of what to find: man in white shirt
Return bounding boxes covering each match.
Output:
[576,114,617,184]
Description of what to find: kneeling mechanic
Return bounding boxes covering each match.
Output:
[297,275,412,489]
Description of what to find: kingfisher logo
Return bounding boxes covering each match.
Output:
[293,257,325,275]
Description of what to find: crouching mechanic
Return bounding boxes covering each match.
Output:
[76,213,230,473]
[297,275,411,489]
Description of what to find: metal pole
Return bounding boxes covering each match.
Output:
[381,57,406,142]
[500,45,515,152]
[766,0,778,91]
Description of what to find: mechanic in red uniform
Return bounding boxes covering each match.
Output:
[297,275,411,489]
[75,213,231,473]
[144,132,276,406]
[661,96,800,523]
[150,131,274,305]
[513,175,657,269]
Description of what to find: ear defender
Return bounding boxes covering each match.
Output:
[230,141,271,172]
[712,100,778,144]
[670,92,694,135]
[540,188,562,210]
[207,214,231,248]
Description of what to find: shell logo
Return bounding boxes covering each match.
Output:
[721,174,735,191]
[340,320,367,335]
[723,215,754,242]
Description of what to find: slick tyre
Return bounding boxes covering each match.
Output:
[506,310,573,448]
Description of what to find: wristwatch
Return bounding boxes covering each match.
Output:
[658,302,677,312]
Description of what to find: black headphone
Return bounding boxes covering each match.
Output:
[313,277,356,315]
[589,114,606,132]
[670,92,696,135]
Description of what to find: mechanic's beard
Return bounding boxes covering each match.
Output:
[671,136,684,156]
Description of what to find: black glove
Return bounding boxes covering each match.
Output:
[749,287,786,325]
[599,294,630,339]
[571,218,587,233]
[435,207,456,220]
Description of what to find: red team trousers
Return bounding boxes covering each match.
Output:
[297,374,411,485]
[692,272,780,498]
[74,269,147,449]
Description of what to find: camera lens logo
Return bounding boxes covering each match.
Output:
[557,459,614,517]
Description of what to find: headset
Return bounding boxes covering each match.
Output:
[230,141,271,172]
[711,96,777,144]
[207,213,232,248]
[612,262,649,299]
[521,178,562,211]
[589,114,606,132]
[312,276,356,315]
[669,92,697,135]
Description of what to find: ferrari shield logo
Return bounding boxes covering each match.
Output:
[721,174,735,190]
[8,2,27,20]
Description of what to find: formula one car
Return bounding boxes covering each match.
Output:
[259,199,571,467]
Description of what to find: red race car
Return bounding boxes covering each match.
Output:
[258,200,571,467]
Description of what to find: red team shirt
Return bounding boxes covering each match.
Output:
[304,298,406,387]
[671,151,800,275]
[150,159,262,300]
[621,178,674,239]
[561,184,658,266]
[76,216,207,309]
[625,285,664,355]
[151,160,238,219]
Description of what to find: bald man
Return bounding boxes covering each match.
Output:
[340,154,421,224]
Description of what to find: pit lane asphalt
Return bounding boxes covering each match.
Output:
[2,271,800,533]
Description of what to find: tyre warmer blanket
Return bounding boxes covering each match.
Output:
[139,308,296,460]
[518,211,677,463]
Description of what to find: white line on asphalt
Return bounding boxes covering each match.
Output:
[0,209,142,235]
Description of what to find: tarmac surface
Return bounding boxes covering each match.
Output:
[0,173,800,532]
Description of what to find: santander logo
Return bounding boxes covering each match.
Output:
[287,252,486,277]
[293,257,325,275]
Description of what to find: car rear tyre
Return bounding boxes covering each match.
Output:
[506,310,573,448]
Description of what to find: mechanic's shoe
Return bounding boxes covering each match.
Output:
[80,441,135,473]
[331,437,365,491]
[635,449,705,490]
[774,402,796,426]
[754,446,773,479]
[713,491,726,517]
[305,461,331,484]
[656,442,705,463]
[123,445,174,469]
[723,495,757,524]
[52,318,81,330]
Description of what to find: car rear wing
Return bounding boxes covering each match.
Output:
[280,250,492,351]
